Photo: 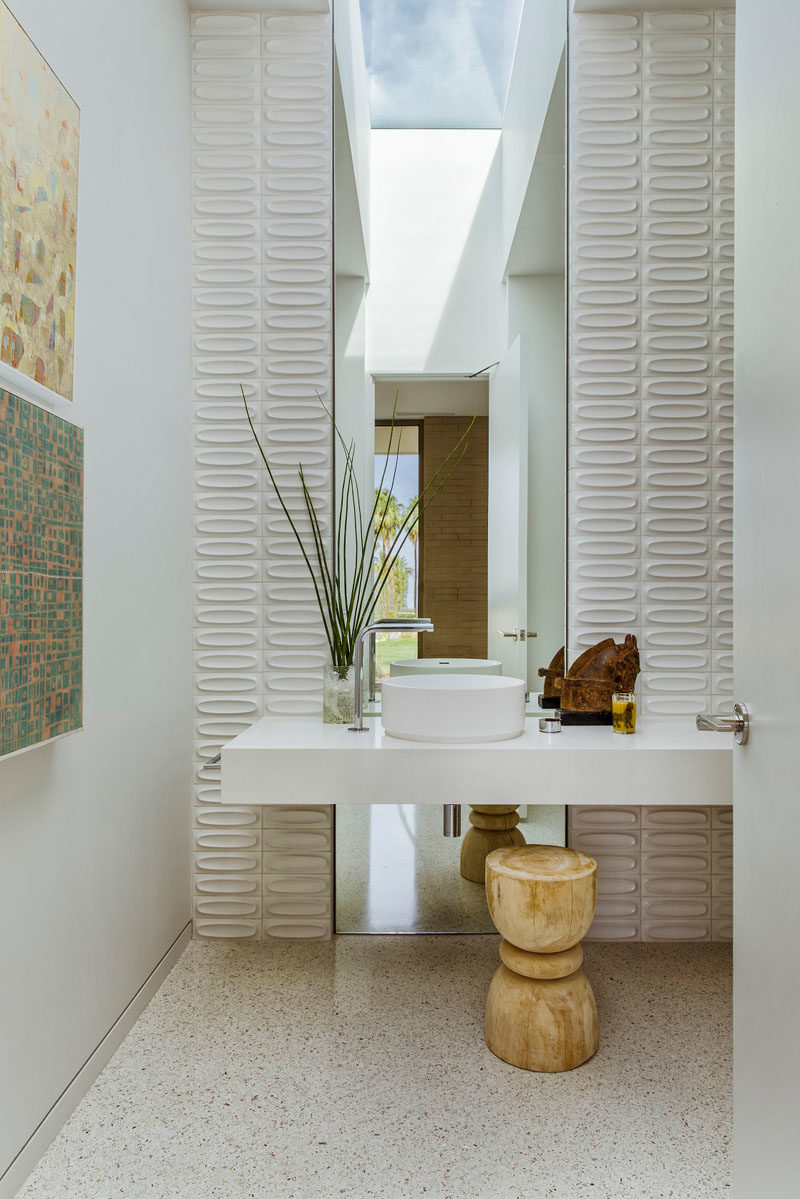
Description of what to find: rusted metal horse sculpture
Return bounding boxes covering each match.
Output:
[538,635,640,724]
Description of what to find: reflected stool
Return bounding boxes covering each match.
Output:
[460,805,525,883]
[484,845,599,1072]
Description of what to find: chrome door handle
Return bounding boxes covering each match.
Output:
[499,629,519,640]
[696,702,749,745]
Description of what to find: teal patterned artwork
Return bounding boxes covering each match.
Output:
[0,388,83,756]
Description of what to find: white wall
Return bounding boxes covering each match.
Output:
[734,2,800,1192]
[334,0,370,272]
[335,276,371,514]
[367,131,503,375]
[502,0,566,270]
[503,0,566,270]
[504,53,566,278]
[333,0,372,566]
[507,276,566,668]
[0,0,191,1184]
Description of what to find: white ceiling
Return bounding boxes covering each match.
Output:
[374,379,489,420]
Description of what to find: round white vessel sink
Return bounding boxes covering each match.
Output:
[381,674,526,743]
[389,657,502,677]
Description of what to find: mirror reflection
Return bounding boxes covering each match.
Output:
[336,804,567,935]
[333,0,568,932]
[371,381,489,690]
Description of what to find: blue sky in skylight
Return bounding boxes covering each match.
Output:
[359,0,525,129]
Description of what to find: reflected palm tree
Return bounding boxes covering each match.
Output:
[374,487,402,616]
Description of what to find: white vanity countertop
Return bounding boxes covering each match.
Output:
[221,717,733,807]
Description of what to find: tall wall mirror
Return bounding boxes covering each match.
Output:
[332,0,568,932]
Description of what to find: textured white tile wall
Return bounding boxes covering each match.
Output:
[189,8,735,943]
[568,8,734,720]
[570,805,732,942]
[567,11,734,942]
[191,9,333,941]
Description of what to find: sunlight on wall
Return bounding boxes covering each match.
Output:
[367,130,502,372]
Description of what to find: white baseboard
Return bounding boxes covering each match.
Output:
[0,921,192,1199]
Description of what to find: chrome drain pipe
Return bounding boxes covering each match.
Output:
[443,804,461,837]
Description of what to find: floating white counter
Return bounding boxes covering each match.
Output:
[221,718,732,808]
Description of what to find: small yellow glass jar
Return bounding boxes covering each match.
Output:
[612,691,636,734]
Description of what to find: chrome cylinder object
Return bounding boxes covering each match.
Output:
[443,804,461,837]
[368,629,377,702]
[539,709,562,734]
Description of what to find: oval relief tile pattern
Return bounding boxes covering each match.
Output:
[192,10,333,941]
[569,9,734,721]
[570,805,732,941]
[568,12,733,942]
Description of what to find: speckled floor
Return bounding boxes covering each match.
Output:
[17,939,731,1199]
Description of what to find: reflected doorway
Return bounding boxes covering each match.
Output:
[374,378,491,678]
[373,419,422,686]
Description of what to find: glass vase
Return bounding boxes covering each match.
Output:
[611,691,637,735]
[323,663,356,725]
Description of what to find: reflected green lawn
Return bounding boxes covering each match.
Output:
[375,631,418,679]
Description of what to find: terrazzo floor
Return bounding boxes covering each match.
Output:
[17,938,731,1199]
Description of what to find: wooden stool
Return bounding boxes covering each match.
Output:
[459,805,525,883]
[484,845,599,1072]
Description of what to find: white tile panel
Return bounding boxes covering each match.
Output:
[570,9,733,724]
[191,9,333,940]
[570,804,732,942]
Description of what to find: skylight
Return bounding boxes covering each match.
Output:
[359,0,524,129]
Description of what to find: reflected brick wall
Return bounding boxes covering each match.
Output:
[419,415,488,659]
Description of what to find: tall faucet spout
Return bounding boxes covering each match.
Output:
[348,617,434,732]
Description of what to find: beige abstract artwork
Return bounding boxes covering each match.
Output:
[0,1,79,402]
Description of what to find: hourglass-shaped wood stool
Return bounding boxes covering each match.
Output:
[484,845,599,1072]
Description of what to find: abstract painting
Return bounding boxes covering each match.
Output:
[0,388,83,756]
[0,1,80,402]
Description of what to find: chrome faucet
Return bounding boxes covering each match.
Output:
[368,630,378,702]
[348,617,434,731]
